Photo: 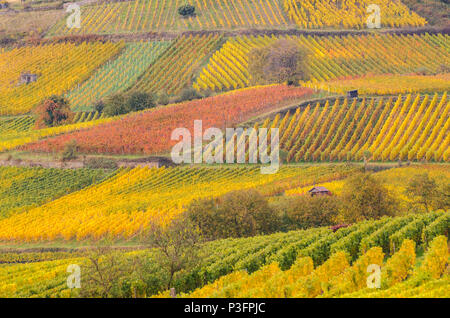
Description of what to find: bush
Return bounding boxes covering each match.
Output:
[127,91,156,112]
[176,88,202,103]
[178,4,195,17]
[103,91,156,117]
[157,92,170,105]
[339,173,398,223]
[93,100,105,113]
[61,140,78,161]
[272,195,339,231]
[33,95,74,128]
[249,39,310,86]
[103,93,128,116]
[186,189,280,240]
[84,157,118,169]
[405,173,439,212]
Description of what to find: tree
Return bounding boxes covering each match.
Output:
[103,93,128,116]
[127,91,156,112]
[363,150,372,172]
[158,92,170,105]
[186,189,280,240]
[176,87,201,103]
[145,214,203,289]
[94,100,105,113]
[405,173,438,212]
[79,244,168,298]
[272,195,340,230]
[178,4,196,17]
[185,198,218,239]
[103,91,155,116]
[434,183,450,211]
[339,173,397,223]
[248,39,310,86]
[61,140,78,161]
[79,244,131,298]
[33,95,74,128]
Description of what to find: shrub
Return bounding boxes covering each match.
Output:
[158,92,170,105]
[186,189,280,240]
[127,91,156,112]
[176,88,202,103]
[0,34,17,46]
[103,93,128,116]
[103,91,156,116]
[327,247,384,296]
[272,195,339,231]
[33,95,74,128]
[405,173,438,212]
[249,39,310,85]
[93,100,105,113]
[178,4,195,17]
[339,173,398,223]
[61,140,78,161]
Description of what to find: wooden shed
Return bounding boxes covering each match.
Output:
[308,186,332,197]
[347,90,358,98]
[19,72,38,85]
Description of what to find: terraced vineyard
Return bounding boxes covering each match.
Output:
[258,93,449,162]
[0,116,34,134]
[48,0,291,36]
[178,233,447,297]
[0,167,114,219]
[0,0,448,302]
[0,212,447,298]
[283,0,427,28]
[0,115,117,152]
[0,257,83,298]
[286,165,450,199]
[47,0,427,35]
[308,74,450,95]
[0,41,125,115]
[22,85,313,155]
[0,165,352,241]
[194,33,450,92]
[132,34,222,95]
[66,41,171,111]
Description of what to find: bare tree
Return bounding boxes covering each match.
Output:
[249,39,310,85]
[80,244,129,298]
[145,214,203,289]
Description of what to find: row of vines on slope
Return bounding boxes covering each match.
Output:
[257,93,449,162]
[0,41,125,115]
[0,213,447,297]
[194,33,449,92]
[48,0,290,36]
[0,165,350,241]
